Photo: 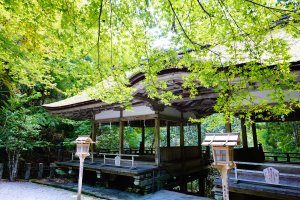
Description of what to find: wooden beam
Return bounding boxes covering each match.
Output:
[197,123,202,159]
[141,122,145,154]
[154,116,160,165]
[167,121,171,147]
[119,110,124,154]
[180,112,184,147]
[90,112,97,160]
[252,122,258,149]
[241,117,248,148]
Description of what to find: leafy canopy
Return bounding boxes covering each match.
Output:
[1,0,300,120]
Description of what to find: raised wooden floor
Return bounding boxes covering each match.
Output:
[56,159,158,176]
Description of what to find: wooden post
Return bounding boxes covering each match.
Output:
[198,176,205,196]
[91,117,97,163]
[119,110,124,154]
[50,163,56,178]
[167,121,171,147]
[252,122,258,149]
[180,117,184,147]
[197,123,202,159]
[77,157,84,200]
[38,163,44,179]
[154,117,160,165]
[241,118,248,148]
[141,122,145,154]
[24,163,31,180]
[179,112,186,192]
[206,146,210,160]
[220,167,230,200]
[0,163,3,181]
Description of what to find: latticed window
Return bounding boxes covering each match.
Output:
[215,149,226,162]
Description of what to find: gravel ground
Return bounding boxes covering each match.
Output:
[0,181,100,200]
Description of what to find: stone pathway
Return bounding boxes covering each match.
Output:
[0,181,101,200]
[0,180,211,200]
[32,179,211,200]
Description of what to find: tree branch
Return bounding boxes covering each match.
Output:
[167,0,224,66]
[110,0,113,67]
[97,0,104,72]
[245,0,297,13]
[196,0,212,17]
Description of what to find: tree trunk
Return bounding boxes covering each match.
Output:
[7,149,20,182]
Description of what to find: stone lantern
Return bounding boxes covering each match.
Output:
[202,133,240,200]
[74,135,94,200]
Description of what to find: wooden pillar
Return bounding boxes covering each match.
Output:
[198,176,205,196]
[119,110,124,154]
[154,117,160,165]
[180,112,184,147]
[167,121,171,147]
[90,116,97,162]
[141,122,145,154]
[252,122,258,149]
[179,112,186,191]
[197,123,202,158]
[241,117,248,148]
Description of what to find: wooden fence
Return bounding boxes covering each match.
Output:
[264,152,300,163]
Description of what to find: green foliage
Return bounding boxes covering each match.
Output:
[0,0,298,119]
[257,121,300,153]
[200,113,241,133]
[0,96,48,151]
[125,126,141,148]
[96,125,119,150]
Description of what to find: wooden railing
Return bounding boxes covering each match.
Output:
[68,147,154,161]
[233,161,300,188]
[264,152,300,163]
[99,153,139,168]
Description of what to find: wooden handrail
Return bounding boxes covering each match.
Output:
[233,161,300,189]
[99,153,139,168]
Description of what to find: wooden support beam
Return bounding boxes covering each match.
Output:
[167,122,171,147]
[119,110,124,154]
[154,117,160,165]
[252,122,258,149]
[140,122,145,154]
[90,112,97,162]
[198,176,205,196]
[180,112,184,147]
[241,117,248,148]
[197,123,202,159]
